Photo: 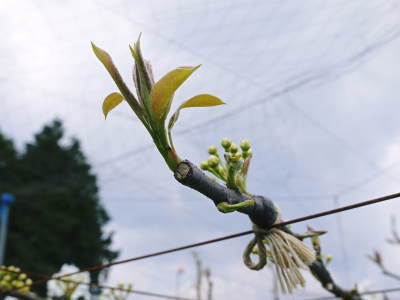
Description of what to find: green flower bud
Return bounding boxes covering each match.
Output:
[240,139,251,151]
[242,150,252,159]
[207,155,219,168]
[231,153,241,162]
[25,279,32,286]
[229,144,238,154]
[4,275,11,282]
[221,138,232,150]
[200,161,209,170]
[208,145,217,155]
[8,266,15,271]
[20,286,29,293]
[11,280,19,287]
[18,274,27,281]
[0,281,10,290]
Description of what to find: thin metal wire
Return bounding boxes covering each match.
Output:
[0,267,193,300]
[84,282,194,300]
[19,191,400,291]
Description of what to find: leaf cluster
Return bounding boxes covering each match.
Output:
[92,36,225,171]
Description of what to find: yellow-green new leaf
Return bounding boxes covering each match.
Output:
[150,65,201,122]
[168,94,225,131]
[91,42,126,92]
[179,93,225,109]
[102,92,125,119]
[91,42,142,117]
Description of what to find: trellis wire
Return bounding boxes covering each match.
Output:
[17,191,400,292]
[0,267,193,300]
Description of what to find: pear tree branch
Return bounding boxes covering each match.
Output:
[174,160,362,299]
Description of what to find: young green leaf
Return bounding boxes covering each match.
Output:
[179,93,225,109]
[91,42,128,94]
[129,36,154,96]
[91,42,143,117]
[129,39,154,121]
[168,94,225,131]
[150,65,201,122]
[102,92,125,119]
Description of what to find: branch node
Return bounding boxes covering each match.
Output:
[175,161,191,180]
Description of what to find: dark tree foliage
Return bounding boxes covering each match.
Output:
[0,120,118,296]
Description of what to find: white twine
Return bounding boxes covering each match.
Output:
[243,205,316,293]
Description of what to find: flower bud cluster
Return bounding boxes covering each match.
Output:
[0,266,32,293]
[201,139,252,169]
[199,138,253,193]
[102,282,133,300]
[53,274,85,299]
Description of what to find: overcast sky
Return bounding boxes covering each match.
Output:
[2,0,400,299]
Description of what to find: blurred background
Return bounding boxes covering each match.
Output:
[1,0,400,299]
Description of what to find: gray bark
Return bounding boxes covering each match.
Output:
[174,160,362,300]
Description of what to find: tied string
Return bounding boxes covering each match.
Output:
[243,218,316,293]
[243,224,269,270]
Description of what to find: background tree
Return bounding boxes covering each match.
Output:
[1,120,118,296]
[0,130,19,189]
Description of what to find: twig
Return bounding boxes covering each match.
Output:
[308,286,400,299]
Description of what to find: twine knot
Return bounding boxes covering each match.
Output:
[243,224,270,270]
[243,222,316,294]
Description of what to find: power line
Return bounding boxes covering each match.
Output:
[21,191,400,291]
[0,267,193,300]
[91,3,400,172]
[286,98,400,183]
[81,282,193,300]
[104,155,400,204]
[2,4,396,298]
